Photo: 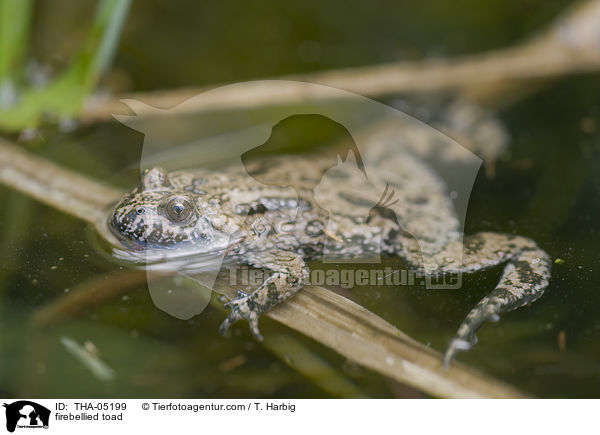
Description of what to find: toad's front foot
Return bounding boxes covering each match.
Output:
[219,290,264,341]
[218,253,308,342]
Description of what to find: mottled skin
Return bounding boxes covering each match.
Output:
[110,139,551,365]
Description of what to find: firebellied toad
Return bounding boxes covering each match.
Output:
[110,126,551,366]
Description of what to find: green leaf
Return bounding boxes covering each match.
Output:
[0,0,32,106]
[0,0,131,131]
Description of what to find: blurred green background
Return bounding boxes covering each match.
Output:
[33,0,569,89]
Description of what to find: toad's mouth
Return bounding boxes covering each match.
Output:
[108,218,243,269]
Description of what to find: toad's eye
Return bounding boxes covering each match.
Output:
[165,196,194,223]
[136,207,145,215]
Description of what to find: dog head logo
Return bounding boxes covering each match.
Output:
[112,80,481,319]
[3,401,50,433]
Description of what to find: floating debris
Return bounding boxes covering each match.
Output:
[219,354,248,373]
[558,330,567,352]
[60,336,116,381]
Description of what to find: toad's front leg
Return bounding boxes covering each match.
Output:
[219,251,308,340]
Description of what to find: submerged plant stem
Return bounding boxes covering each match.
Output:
[82,0,600,122]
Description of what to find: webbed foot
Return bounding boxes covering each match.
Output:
[443,304,500,368]
[443,300,501,367]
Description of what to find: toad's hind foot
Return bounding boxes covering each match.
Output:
[441,233,551,367]
[443,303,500,367]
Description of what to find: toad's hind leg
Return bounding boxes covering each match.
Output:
[434,232,551,367]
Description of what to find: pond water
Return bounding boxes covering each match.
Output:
[1,0,599,398]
